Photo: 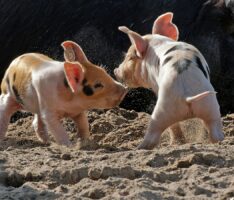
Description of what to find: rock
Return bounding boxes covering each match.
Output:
[88,168,102,180]
[6,170,24,187]
[208,167,217,173]
[60,153,71,160]
[82,188,105,199]
[0,171,7,185]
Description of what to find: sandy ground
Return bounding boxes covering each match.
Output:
[0,108,233,200]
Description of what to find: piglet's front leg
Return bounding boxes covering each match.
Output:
[72,112,90,139]
[41,111,71,146]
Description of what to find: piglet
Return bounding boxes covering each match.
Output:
[114,12,224,149]
[0,41,127,146]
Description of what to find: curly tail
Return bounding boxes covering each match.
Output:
[186,91,216,104]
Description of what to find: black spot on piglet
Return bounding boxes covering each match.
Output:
[173,59,192,74]
[64,77,69,88]
[12,85,24,105]
[13,73,16,82]
[195,56,208,78]
[83,85,94,96]
[82,78,87,85]
[162,56,173,66]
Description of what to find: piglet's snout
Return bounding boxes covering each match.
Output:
[114,68,122,83]
[114,68,118,76]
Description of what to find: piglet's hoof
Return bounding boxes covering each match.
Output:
[36,136,49,144]
[137,132,160,150]
[57,140,72,147]
[210,132,225,143]
[137,140,156,150]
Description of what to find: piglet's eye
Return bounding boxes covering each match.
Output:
[128,55,135,60]
[94,83,104,89]
[129,51,137,60]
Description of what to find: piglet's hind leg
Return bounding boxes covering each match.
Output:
[191,95,224,143]
[203,119,224,143]
[32,114,49,143]
[0,94,20,140]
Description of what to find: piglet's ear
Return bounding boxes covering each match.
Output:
[64,62,84,93]
[152,12,179,41]
[61,41,88,63]
[119,26,148,58]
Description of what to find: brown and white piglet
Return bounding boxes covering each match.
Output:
[0,41,127,146]
[114,12,224,149]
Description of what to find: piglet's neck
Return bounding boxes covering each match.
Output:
[141,45,161,92]
[142,38,176,93]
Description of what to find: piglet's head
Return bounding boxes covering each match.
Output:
[62,41,127,109]
[114,12,178,88]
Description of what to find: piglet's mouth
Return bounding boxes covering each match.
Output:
[120,87,129,101]
[115,75,130,89]
[116,77,129,89]
[115,87,129,107]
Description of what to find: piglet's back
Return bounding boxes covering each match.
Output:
[1,53,52,98]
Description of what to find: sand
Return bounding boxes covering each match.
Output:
[0,108,233,200]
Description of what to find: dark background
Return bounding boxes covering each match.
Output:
[0,0,233,114]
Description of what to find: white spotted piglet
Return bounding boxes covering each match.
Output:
[0,41,127,146]
[114,12,224,149]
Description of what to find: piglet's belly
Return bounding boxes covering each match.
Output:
[21,88,40,114]
[21,98,40,114]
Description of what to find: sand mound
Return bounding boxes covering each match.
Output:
[0,108,234,199]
